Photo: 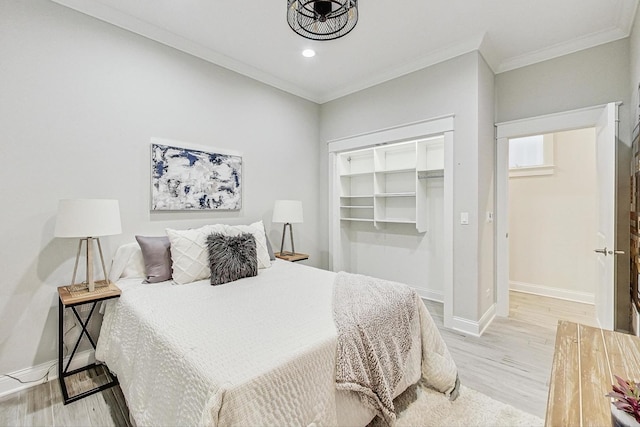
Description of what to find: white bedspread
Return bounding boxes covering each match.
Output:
[96,261,451,426]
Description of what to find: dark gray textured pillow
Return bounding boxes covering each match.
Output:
[135,235,172,283]
[207,232,257,285]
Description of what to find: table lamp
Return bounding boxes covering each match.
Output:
[272,200,303,256]
[54,199,122,292]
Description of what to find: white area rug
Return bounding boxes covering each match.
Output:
[369,381,544,427]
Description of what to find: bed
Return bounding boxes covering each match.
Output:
[96,242,457,426]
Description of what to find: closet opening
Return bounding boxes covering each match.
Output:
[328,115,455,328]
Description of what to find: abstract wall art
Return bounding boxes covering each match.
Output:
[151,143,242,210]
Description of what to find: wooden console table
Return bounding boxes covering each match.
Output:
[545,321,640,426]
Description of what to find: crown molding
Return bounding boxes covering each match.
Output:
[318,34,486,103]
[50,0,640,104]
[495,26,629,74]
[50,0,322,103]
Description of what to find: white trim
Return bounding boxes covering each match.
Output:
[320,37,485,103]
[328,151,339,272]
[496,136,509,317]
[443,131,454,329]
[478,304,496,336]
[415,288,444,303]
[51,0,320,103]
[495,27,629,74]
[496,104,606,139]
[49,0,640,103]
[510,281,595,305]
[509,164,555,177]
[0,350,95,398]
[327,115,455,153]
[450,304,496,337]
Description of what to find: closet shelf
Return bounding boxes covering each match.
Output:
[339,171,374,177]
[417,169,444,180]
[374,192,416,198]
[337,137,444,233]
[375,167,415,174]
[376,219,416,224]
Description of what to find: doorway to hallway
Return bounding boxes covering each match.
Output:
[496,103,619,330]
[508,128,598,322]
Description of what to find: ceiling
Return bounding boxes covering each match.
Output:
[52,0,638,104]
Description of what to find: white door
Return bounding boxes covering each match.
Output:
[496,103,620,325]
[594,102,618,330]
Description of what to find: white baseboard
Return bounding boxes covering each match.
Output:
[0,350,95,398]
[451,304,496,337]
[414,287,443,303]
[510,281,595,305]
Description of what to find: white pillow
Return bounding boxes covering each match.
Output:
[166,224,226,285]
[166,221,272,285]
[226,220,271,269]
[109,242,145,282]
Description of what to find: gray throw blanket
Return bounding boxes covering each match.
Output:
[333,272,419,425]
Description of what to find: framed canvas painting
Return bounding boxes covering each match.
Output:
[151,142,242,210]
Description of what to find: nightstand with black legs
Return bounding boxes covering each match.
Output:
[57,282,121,404]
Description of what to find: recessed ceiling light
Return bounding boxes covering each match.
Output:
[302,49,316,58]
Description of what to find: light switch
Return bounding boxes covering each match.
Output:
[460,212,469,225]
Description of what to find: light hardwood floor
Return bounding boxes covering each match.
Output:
[0,367,132,427]
[0,291,595,425]
[424,291,597,418]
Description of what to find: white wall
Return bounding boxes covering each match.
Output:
[0,0,320,377]
[321,52,496,329]
[496,39,631,330]
[341,188,445,302]
[509,129,598,302]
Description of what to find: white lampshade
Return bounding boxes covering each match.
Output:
[272,200,303,224]
[55,199,122,238]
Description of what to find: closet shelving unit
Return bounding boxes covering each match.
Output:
[338,137,444,233]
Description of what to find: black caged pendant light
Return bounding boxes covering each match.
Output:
[287,0,358,41]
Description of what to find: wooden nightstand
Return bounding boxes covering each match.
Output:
[57,282,121,404]
[275,252,309,262]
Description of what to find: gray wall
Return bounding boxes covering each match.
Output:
[320,52,495,324]
[1,0,636,379]
[495,39,632,330]
[0,1,320,375]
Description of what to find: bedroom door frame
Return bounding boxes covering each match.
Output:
[327,114,455,327]
[495,103,620,320]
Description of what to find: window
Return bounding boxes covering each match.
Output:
[509,134,554,177]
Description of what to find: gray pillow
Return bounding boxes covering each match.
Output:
[135,235,172,283]
[206,232,257,285]
[266,236,275,261]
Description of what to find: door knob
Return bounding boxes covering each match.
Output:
[594,247,625,256]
